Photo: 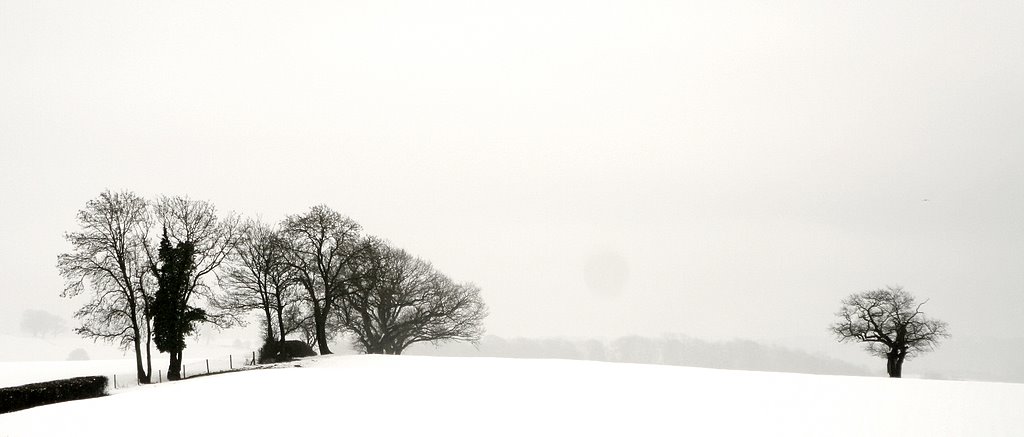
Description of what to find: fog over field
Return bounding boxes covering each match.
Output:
[2,0,1024,383]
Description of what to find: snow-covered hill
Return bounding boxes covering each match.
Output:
[1,355,1021,436]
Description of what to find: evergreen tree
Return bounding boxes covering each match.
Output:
[152,229,205,380]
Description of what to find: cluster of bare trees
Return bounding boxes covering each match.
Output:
[58,191,487,383]
[58,192,241,382]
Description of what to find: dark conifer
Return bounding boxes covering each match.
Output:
[152,228,204,380]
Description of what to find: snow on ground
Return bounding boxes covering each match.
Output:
[1,355,1022,436]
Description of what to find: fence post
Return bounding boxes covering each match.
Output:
[206,359,210,374]
[113,374,117,389]
[159,370,162,383]
[252,351,256,365]
[183,365,186,379]
[229,355,233,369]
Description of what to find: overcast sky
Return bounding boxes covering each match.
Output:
[2,0,1023,367]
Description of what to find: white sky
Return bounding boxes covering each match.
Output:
[2,0,1023,361]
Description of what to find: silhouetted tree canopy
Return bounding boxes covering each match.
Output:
[61,195,487,368]
[58,190,155,384]
[831,286,949,378]
[280,205,365,355]
[214,220,300,344]
[342,239,487,354]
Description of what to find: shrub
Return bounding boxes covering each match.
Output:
[0,376,107,414]
[259,339,316,363]
[67,348,90,361]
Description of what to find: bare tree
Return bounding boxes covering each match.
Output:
[831,286,949,377]
[280,205,364,354]
[343,239,487,355]
[150,195,242,380]
[58,190,155,384]
[215,219,300,344]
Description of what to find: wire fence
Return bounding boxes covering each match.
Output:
[107,351,258,390]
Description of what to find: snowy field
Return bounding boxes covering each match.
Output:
[2,355,1023,436]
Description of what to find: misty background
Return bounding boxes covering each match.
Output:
[2,0,1023,382]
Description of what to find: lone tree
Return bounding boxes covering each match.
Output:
[58,190,155,384]
[831,286,949,378]
[342,239,487,355]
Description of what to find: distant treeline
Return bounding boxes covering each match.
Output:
[408,335,870,376]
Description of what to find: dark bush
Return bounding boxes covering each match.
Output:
[281,340,316,359]
[66,348,90,361]
[0,376,107,414]
[259,339,316,363]
[257,339,281,363]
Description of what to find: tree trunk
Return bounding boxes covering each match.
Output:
[145,334,153,384]
[144,298,153,384]
[383,342,402,355]
[310,299,332,354]
[314,313,332,355]
[128,295,150,384]
[167,350,183,381]
[275,298,287,344]
[886,354,903,378]
[315,326,332,354]
[132,333,150,384]
[263,305,275,342]
[277,315,287,344]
